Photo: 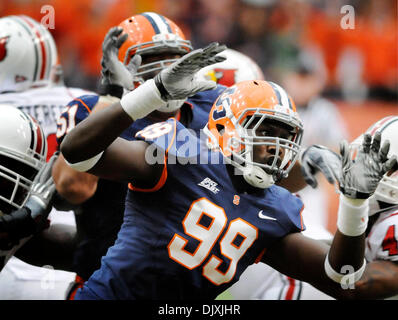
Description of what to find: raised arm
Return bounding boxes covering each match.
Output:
[61,43,226,181]
[263,132,397,299]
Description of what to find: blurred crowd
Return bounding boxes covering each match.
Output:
[1,0,397,102]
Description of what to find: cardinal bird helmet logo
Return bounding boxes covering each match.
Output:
[0,36,10,62]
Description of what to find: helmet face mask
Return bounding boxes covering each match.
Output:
[117,12,192,114]
[205,81,303,189]
[134,53,182,84]
[118,12,192,88]
[0,105,47,214]
[0,154,36,214]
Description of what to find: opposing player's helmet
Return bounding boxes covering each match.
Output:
[0,104,47,214]
[196,48,265,86]
[117,12,193,113]
[204,80,303,189]
[351,116,398,213]
[0,15,59,93]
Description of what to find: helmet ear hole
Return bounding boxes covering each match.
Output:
[216,124,225,135]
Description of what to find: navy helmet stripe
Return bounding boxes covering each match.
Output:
[157,14,173,33]
[268,81,282,106]
[288,97,293,110]
[375,118,398,134]
[141,13,161,34]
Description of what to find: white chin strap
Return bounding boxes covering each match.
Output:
[368,195,381,217]
[157,99,185,113]
[243,165,275,189]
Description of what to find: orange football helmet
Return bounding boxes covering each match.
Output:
[204,80,303,188]
[118,12,192,85]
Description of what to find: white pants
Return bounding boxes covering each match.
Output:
[0,256,76,300]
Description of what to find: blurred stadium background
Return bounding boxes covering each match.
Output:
[1,0,397,233]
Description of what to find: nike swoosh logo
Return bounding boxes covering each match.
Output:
[258,210,277,221]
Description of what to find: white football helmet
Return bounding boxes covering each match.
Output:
[0,104,47,214]
[0,15,58,93]
[196,48,265,86]
[351,116,398,213]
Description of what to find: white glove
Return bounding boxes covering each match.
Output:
[154,42,227,100]
[300,145,342,188]
[120,42,227,120]
[100,26,142,91]
[25,152,59,220]
[339,132,397,199]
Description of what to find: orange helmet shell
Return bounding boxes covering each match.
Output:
[208,80,301,154]
[206,80,303,179]
[118,12,192,65]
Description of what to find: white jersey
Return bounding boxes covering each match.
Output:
[366,206,398,263]
[0,85,94,157]
[0,85,92,299]
[365,205,398,300]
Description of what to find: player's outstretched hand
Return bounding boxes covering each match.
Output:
[25,152,59,230]
[154,42,227,100]
[101,26,142,91]
[300,145,342,188]
[339,132,397,199]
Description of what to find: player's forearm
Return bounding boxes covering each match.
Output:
[327,230,366,278]
[277,161,307,193]
[61,79,167,165]
[61,101,132,164]
[53,155,99,204]
[323,196,368,295]
[351,260,398,299]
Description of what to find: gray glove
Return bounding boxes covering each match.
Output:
[25,152,59,220]
[300,145,342,188]
[154,42,227,101]
[339,132,397,199]
[100,26,142,90]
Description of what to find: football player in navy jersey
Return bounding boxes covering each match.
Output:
[61,43,396,300]
[52,13,229,297]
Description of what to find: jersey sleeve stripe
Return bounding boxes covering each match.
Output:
[74,98,92,115]
[254,248,267,263]
[128,118,177,192]
[128,162,168,193]
[284,277,297,300]
[379,212,398,224]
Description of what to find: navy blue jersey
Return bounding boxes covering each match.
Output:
[56,95,128,280]
[57,87,226,280]
[75,118,305,300]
